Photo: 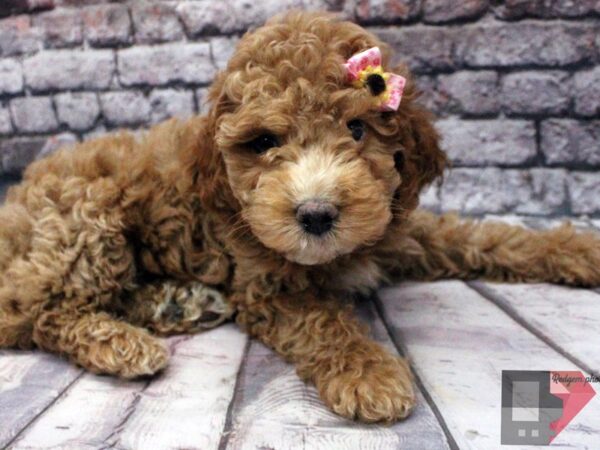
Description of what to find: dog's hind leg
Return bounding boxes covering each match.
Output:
[381,210,600,287]
[1,176,170,378]
[121,280,233,336]
[0,203,35,349]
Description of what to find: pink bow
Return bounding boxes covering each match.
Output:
[343,47,406,112]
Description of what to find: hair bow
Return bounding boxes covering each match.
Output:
[343,47,406,112]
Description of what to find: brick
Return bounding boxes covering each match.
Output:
[437,71,498,115]
[0,58,24,94]
[118,43,216,86]
[513,169,568,215]
[82,4,131,47]
[354,0,421,23]
[0,136,46,175]
[83,125,107,140]
[423,0,488,23]
[500,71,570,116]
[132,2,184,44]
[149,89,195,124]
[541,119,600,167]
[455,21,597,68]
[573,67,600,117]
[195,87,210,114]
[10,96,58,133]
[0,15,42,56]
[0,0,54,18]
[32,8,83,48]
[414,75,447,115]
[549,0,600,17]
[419,183,441,212]
[24,50,115,91]
[56,0,116,5]
[36,132,78,159]
[0,105,13,134]
[210,36,239,71]
[100,91,151,126]
[55,92,100,130]
[436,118,536,166]
[373,26,456,73]
[177,0,333,36]
[441,168,567,215]
[568,172,600,215]
[494,0,600,19]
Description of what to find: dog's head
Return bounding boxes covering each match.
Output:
[203,12,446,265]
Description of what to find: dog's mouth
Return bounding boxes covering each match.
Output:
[245,197,392,266]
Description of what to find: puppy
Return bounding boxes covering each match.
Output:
[1,12,599,423]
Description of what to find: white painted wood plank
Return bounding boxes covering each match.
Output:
[471,282,600,374]
[377,280,600,450]
[0,351,81,448]
[114,324,247,450]
[10,324,247,450]
[224,299,450,450]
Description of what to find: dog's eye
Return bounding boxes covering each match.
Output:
[247,133,279,154]
[347,119,365,141]
[394,150,405,172]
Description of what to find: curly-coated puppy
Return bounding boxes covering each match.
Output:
[1,12,599,423]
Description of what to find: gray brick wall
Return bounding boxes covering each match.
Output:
[0,0,598,217]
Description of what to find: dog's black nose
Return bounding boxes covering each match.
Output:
[296,200,338,236]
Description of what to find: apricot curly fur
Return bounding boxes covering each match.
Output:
[1,12,599,420]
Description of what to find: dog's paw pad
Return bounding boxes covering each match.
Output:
[155,282,233,333]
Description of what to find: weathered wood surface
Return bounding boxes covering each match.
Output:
[8,324,247,450]
[377,280,600,450]
[470,281,600,375]
[0,352,81,448]
[222,299,451,450]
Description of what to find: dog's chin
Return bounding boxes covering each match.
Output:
[282,238,348,266]
[249,225,357,266]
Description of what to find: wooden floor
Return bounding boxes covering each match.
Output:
[1,217,599,450]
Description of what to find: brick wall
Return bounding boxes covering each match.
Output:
[0,0,598,217]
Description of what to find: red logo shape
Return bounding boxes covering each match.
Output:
[549,371,596,442]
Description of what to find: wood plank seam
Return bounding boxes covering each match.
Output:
[466,281,599,379]
[100,382,151,450]
[217,338,251,450]
[2,370,85,450]
[372,295,460,450]
[97,332,238,450]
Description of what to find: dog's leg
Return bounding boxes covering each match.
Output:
[382,209,600,286]
[0,176,172,378]
[0,204,35,348]
[231,292,415,422]
[121,280,233,336]
[33,308,168,378]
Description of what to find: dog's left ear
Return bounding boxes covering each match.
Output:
[388,68,447,207]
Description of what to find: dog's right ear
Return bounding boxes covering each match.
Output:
[186,72,240,215]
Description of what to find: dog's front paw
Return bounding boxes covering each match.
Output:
[317,355,415,423]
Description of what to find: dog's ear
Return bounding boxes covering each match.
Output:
[185,72,240,215]
[387,67,447,211]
